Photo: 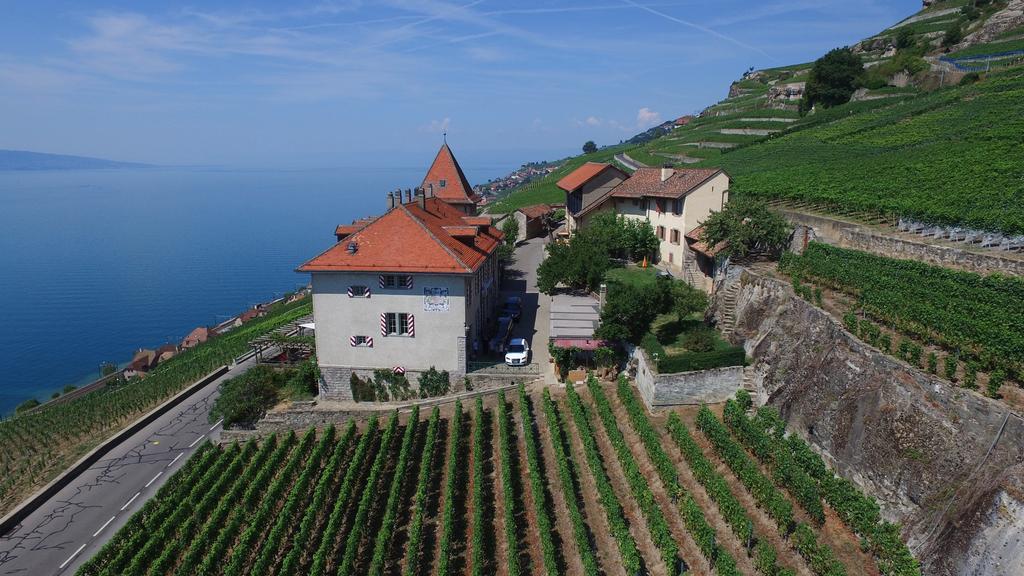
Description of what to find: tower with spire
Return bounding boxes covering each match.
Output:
[420,141,480,215]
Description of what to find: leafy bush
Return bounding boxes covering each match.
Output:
[681,326,717,352]
[802,47,865,111]
[596,277,673,343]
[417,366,451,398]
[701,197,792,258]
[210,366,287,428]
[987,369,1006,398]
[959,72,981,86]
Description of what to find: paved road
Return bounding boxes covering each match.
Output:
[502,236,554,381]
[0,355,259,575]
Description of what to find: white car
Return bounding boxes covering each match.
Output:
[504,338,531,366]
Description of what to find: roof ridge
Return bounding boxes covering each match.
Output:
[399,202,473,273]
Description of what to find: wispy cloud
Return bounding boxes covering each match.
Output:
[421,117,451,133]
[621,0,776,60]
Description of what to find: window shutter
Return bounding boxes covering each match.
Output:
[379,275,386,289]
[405,275,414,289]
[350,335,357,346]
[407,314,415,337]
[380,313,387,336]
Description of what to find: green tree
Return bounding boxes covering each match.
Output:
[700,197,792,258]
[801,47,865,112]
[942,23,963,48]
[582,140,598,154]
[15,399,40,414]
[894,27,915,50]
[498,216,520,262]
[596,277,673,343]
[671,280,709,320]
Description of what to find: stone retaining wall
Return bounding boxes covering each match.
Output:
[631,346,743,407]
[781,208,1024,276]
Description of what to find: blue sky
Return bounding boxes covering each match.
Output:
[0,1,919,168]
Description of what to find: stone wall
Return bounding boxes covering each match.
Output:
[780,208,1024,277]
[715,266,1024,575]
[320,366,471,401]
[631,346,743,407]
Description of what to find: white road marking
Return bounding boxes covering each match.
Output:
[58,544,87,569]
[92,516,116,538]
[145,471,163,488]
[209,419,224,432]
[120,492,140,511]
[168,453,183,468]
[188,434,205,448]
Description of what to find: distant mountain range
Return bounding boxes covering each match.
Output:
[0,150,151,170]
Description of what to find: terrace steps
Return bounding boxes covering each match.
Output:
[718,281,741,339]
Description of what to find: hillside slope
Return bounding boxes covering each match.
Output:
[0,150,149,170]
[496,1,1024,233]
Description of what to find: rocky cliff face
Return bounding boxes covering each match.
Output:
[714,267,1024,575]
[958,0,1024,49]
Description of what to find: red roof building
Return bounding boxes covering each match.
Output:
[420,143,480,214]
[181,326,209,349]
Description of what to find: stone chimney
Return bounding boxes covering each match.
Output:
[427,183,434,198]
[405,188,412,203]
[661,164,674,182]
[387,191,396,210]
[417,187,427,210]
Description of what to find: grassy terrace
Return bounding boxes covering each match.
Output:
[947,37,1024,59]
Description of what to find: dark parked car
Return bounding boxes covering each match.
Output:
[502,296,523,321]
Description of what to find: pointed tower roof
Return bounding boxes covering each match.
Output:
[421,143,479,207]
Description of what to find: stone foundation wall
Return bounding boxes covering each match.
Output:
[319,365,468,401]
[716,266,1024,575]
[631,346,743,407]
[780,208,1024,277]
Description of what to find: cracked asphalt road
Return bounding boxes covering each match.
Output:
[0,355,259,575]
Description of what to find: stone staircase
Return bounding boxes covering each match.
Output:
[740,365,757,392]
[718,281,741,338]
[683,257,701,287]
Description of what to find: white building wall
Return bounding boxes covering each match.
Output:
[312,271,469,378]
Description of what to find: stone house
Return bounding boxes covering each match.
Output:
[506,203,553,240]
[558,163,730,290]
[181,326,209,349]
[556,162,629,234]
[297,190,503,400]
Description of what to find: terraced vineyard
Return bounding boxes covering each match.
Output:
[78,380,917,576]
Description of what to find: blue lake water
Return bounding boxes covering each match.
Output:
[0,162,515,415]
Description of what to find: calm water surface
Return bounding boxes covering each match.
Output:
[0,164,512,415]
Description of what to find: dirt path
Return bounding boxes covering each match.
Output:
[574,385,672,576]
[595,386,710,574]
[511,400,548,574]
[530,389,585,576]
[490,404,511,576]
[556,395,629,576]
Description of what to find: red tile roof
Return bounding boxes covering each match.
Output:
[611,168,722,200]
[461,216,492,226]
[298,197,503,274]
[421,144,480,206]
[517,204,552,219]
[556,162,626,192]
[685,225,728,257]
[335,217,377,238]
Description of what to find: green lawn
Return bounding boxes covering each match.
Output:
[605,265,658,288]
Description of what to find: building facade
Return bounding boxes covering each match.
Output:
[299,188,502,400]
[556,162,629,234]
[558,164,730,290]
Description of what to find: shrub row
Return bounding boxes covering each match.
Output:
[585,375,680,570]
[222,430,319,576]
[436,400,463,576]
[657,346,747,374]
[666,413,791,576]
[614,378,724,566]
[723,400,825,525]
[496,391,522,576]
[337,410,404,576]
[278,422,357,576]
[251,426,338,575]
[197,432,302,576]
[754,407,920,576]
[697,406,845,576]
[367,407,420,576]
[308,417,380,576]
[564,382,642,574]
[402,407,442,576]
[541,388,600,576]
[518,384,560,576]
[470,399,487,576]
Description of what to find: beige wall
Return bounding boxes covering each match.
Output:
[566,169,625,234]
